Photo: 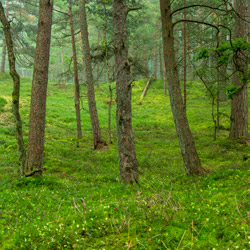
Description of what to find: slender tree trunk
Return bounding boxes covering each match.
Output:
[230,0,249,139]
[1,38,6,73]
[97,28,100,82]
[25,0,53,176]
[183,0,187,112]
[217,67,220,133]
[1,0,8,73]
[103,4,113,144]
[163,60,167,95]
[159,43,163,80]
[68,0,82,146]
[153,45,157,78]
[0,2,26,172]
[113,0,139,184]
[61,49,67,83]
[79,0,105,149]
[160,0,207,176]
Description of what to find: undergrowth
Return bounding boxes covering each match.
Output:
[0,74,249,249]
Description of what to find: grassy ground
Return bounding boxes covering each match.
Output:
[0,73,249,249]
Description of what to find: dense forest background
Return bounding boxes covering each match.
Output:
[0,0,250,249]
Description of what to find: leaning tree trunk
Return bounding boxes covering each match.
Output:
[79,0,105,149]
[68,0,82,146]
[160,0,207,176]
[113,0,139,184]
[0,2,26,171]
[229,0,249,139]
[25,0,53,176]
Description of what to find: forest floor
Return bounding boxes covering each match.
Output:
[0,73,249,249]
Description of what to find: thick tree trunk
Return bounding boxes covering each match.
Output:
[0,2,26,172]
[68,0,82,146]
[79,0,105,149]
[25,0,53,175]
[229,0,249,139]
[160,0,207,176]
[113,0,139,184]
[0,0,8,73]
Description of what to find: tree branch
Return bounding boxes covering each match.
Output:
[171,4,225,15]
[173,19,219,32]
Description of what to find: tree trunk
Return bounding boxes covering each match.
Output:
[61,49,67,83]
[160,0,207,176]
[153,45,157,78]
[159,43,163,80]
[229,0,249,139]
[97,28,100,82]
[1,38,6,73]
[25,0,53,176]
[0,2,26,172]
[183,0,187,112]
[68,0,82,146]
[113,0,139,184]
[78,33,85,82]
[0,0,8,73]
[79,0,105,149]
[103,4,113,144]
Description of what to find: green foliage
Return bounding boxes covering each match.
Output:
[195,47,210,60]
[0,76,250,249]
[0,97,7,111]
[227,85,241,100]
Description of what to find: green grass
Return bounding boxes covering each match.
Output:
[0,73,249,249]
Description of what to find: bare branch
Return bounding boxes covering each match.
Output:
[173,19,219,32]
[172,4,225,15]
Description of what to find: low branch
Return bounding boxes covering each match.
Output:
[127,6,142,13]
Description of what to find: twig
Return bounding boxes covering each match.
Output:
[176,230,186,250]
[73,197,81,214]
[81,198,86,214]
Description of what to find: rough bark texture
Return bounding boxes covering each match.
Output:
[79,0,105,149]
[113,0,139,184]
[0,2,26,171]
[0,0,8,73]
[160,0,207,176]
[68,0,82,146]
[25,0,53,175]
[229,0,249,139]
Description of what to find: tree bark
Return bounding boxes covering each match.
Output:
[229,0,249,139]
[153,45,157,78]
[113,0,139,184]
[159,43,163,80]
[68,0,82,146]
[0,0,8,73]
[160,0,207,176]
[79,0,105,149]
[1,38,6,73]
[183,0,187,112]
[0,2,26,172]
[25,0,53,175]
